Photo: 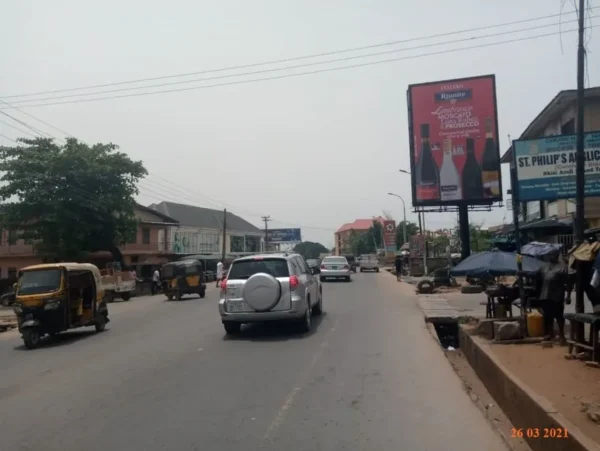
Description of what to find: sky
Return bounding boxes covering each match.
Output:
[1,0,599,248]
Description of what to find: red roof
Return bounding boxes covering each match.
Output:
[336,216,385,234]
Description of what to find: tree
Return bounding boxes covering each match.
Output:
[293,241,329,260]
[0,137,147,264]
[395,221,420,248]
[469,224,491,252]
[370,220,383,250]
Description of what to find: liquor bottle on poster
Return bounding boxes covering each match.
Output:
[415,123,440,201]
[481,117,501,198]
[462,138,483,199]
[440,139,462,202]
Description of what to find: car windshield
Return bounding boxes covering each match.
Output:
[17,269,62,295]
[227,258,290,279]
[323,257,347,264]
[306,259,318,266]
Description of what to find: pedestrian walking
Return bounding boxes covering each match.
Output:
[216,261,224,288]
[152,267,161,295]
[394,255,403,282]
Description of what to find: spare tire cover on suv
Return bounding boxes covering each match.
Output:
[242,273,281,312]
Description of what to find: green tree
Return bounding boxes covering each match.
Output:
[293,241,329,260]
[370,220,383,250]
[0,137,147,264]
[347,229,376,256]
[469,224,491,252]
[395,221,420,248]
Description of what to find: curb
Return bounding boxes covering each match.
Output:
[459,326,600,451]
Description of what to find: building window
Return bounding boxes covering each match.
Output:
[245,235,261,253]
[230,235,245,253]
[198,232,220,253]
[142,228,151,245]
[129,229,138,244]
[547,201,558,217]
[561,119,575,135]
[7,230,17,245]
[8,267,17,280]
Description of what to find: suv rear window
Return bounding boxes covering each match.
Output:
[227,258,290,279]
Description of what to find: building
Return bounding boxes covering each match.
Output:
[501,87,600,228]
[0,204,180,280]
[148,202,264,255]
[334,216,386,255]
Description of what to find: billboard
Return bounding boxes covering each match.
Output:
[383,220,397,252]
[514,132,600,202]
[266,228,302,243]
[407,74,502,206]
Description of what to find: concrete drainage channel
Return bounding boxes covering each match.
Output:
[431,319,460,350]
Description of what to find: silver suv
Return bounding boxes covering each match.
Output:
[218,253,323,335]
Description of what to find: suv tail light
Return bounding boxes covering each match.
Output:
[289,275,299,290]
[220,279,227,293]
[320,265,326,270]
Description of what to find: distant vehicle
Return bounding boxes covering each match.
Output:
[360,255,379,272]
[320,256,352,282]
[100,262,136,302]
[218,253,323,335]
[342,255,358,273]
[306,259,320,270]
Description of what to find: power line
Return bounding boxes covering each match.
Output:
[0,26,593,110]
[0,99,71,140]
[0,133,18,143]
[0,8,592,101]
[0,119,38,138]
[4,18,590,107]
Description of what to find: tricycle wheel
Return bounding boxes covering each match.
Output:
[22,328,42,349]
[166,294,173,301]
[121,292,131,301]
[175,291,181,301]
[199,287,206,299]
[95,315,107,332]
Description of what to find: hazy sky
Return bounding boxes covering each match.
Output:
[1,0,598,247]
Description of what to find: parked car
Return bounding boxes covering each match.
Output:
[218,253,323,335]
[360,255,379,272]
[320,256,352,282]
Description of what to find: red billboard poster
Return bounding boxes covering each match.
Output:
[382,220,396,252]
[407,74,502,206]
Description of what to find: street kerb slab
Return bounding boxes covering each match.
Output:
[417,295,459,323]
[460,326,600,451]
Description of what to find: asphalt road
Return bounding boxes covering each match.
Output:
[0,271,506,451]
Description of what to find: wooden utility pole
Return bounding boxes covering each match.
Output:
[261,215,271,251]
[574,0,586,341]
[222,208,227,262]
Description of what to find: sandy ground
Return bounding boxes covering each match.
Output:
[490,343,600,444]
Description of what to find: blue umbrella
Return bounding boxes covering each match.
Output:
[450,250,543,277]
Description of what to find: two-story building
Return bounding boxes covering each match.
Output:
[334,216,386,255]
[500,87,600,232]
[148,202,264,256]
[0,204,180,280]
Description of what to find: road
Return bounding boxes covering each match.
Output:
[0,271,506,450]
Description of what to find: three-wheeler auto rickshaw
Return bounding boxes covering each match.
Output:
[162,259,207,301]
[13,263,110,349]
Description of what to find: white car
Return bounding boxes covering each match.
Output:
[360,255,379,272]
[319,256,352,282]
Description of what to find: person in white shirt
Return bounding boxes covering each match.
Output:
[152,268,160,295]
[216,261,224,288]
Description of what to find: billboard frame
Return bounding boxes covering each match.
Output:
[407,73,502,208]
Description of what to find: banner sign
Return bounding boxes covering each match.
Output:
[383,220,397,252]
[514,132,600,202]
[266,228,302,243]
[407,74,502,206]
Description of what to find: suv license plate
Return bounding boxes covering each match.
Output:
[228,301,247,313]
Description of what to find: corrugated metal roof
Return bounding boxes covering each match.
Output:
[148,202,262,234]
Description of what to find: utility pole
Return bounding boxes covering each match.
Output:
[575,0,586,340]
[261,215,271,252]
[222,209,227,262]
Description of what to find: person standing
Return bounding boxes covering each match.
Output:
[152,267,161,295]
[216,261,224,288]
[394,254,403,282]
